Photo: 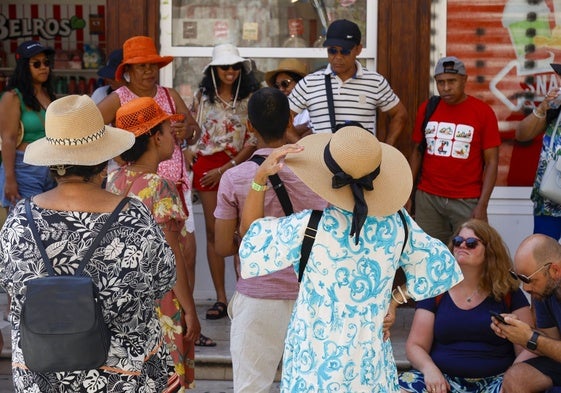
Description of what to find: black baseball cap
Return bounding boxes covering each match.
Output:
[323,19,361,50]
[98,49,123,79]
[16,40,54,61]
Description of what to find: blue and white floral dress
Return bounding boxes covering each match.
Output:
[239,206,463,393]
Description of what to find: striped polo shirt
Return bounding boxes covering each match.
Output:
[288,62,400,134]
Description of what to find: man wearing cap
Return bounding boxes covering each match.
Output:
[408,56,500,244]
[287,19,407,145]
[90,49,125,104]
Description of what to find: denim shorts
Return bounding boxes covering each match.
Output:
[0,150,56,208]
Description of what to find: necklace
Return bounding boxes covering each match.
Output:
[215,93,236,109]
[466,288,479,303]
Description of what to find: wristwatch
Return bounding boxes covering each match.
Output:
[526,331,540,350]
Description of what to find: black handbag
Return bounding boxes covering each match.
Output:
[20,197,129,373]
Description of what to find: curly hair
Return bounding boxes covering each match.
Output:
[449,219,519,301]
[6,56,56,111]
[198,66,259,104]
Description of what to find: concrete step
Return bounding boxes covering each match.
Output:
[194,302,414,381]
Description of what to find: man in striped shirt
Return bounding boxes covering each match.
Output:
[288,19,408,146]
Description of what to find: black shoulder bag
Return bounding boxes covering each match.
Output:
[21,197,129,373]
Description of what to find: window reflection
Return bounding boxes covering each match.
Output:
[171,0,367,49]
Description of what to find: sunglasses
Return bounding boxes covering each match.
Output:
[274,79,293,89]
[30,59,50,69]
[509,262,552,284]
[452,236,482,249]
[327,47,352,56]
[218,63,243,71]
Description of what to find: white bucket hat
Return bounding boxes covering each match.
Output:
[203,43,251,74]
[24,95,135,166]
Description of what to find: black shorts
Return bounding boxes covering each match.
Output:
[525,356,561,387]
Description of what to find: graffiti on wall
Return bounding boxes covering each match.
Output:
[446,0,561,186]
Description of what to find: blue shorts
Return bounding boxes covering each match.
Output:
[399,368,503,393]
[0,150,56,208]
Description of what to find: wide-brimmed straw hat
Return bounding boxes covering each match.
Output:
[24,95,134,166]
[203,43,251,74]
[264,58,308,87]
[115,36,173,81]
[286,126,412,218]
[116,97,184,137]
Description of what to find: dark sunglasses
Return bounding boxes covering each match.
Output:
[452,236,482,249]
[274,79,293,89]
[327,47,352,56]
[509,262,552,284]
[30,59,50,69]
[218,63,243,71]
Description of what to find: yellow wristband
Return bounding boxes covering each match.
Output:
[251,180,267,192]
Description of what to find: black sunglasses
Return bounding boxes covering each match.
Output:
[327,47,352,56]
[452,236,482,249]
[274,79,293,89]
[218,63,243,71]
[509,263,552,284]
[31,59,50,69]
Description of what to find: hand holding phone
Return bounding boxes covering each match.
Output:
[490,311,509,325]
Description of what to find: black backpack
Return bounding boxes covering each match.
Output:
[21,198,128,372]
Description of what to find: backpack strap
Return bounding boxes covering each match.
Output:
[249,155,294,215]
[298,210,323,282]
[25,197,130,277]
[324,74,337,133]
[418,95,441,155]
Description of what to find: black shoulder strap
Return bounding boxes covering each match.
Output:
[249,155,294,215]
[25,197,130,277]
[298,209,323,282]
[325,74,337,133]
[419,96,440,153]
[397,209,408,256]
[419,95,441,154]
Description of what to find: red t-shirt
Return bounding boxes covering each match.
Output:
[412,95,500,198]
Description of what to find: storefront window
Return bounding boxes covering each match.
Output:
[169,0,367,49]
[160,0,374,106]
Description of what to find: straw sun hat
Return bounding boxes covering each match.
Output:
[285,126,412,218]
[115,36,173,81]
[203,43,251,74]
[24,95,134,166]
[116,97,184,137]
[264,58,308,87]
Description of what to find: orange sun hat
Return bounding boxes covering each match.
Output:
[115,36,173,81]
[116,97,184,137]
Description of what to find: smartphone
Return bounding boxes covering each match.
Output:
[490,311,508,325]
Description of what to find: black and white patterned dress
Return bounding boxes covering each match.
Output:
[0,198,176,392]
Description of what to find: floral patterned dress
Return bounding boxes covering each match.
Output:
[0,198,175,392]
[239,207,463,393]
[106,166,195,390]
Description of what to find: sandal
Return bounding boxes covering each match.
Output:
[205,301,227,320]
[194,333,216,347]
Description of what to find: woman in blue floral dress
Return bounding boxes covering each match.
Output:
[238,126,464,392]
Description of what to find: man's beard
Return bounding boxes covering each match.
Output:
[541,276,561,301]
